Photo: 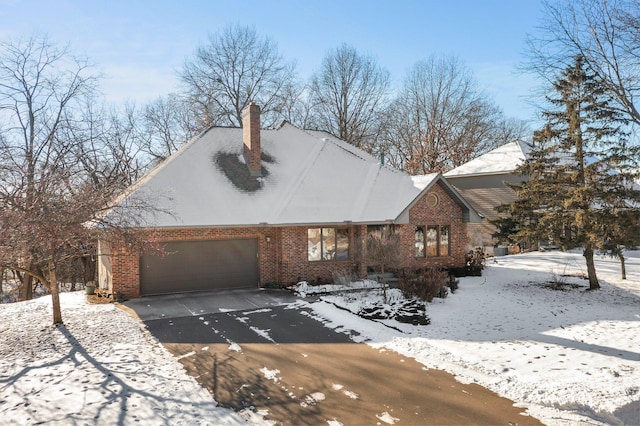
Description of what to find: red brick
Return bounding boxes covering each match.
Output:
[108,183,469,299]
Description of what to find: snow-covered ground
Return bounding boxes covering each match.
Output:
[0,250,638,425]
[310,250,640,425]
[0,293,268,425]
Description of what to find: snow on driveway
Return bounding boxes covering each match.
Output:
[0,293,269,425]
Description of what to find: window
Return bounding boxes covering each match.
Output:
[424,225,451,257]
[308,228,322,261]
[336,229,349,259]
[308,228,349,261]
[415,226,425,257]
[426,226,438,256]
[427,193,439,207]
[440,225,450,256]
[322,228,335,260]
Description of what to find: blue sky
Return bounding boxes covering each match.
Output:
[1,0,545,121]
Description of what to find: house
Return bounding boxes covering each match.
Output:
[97,103,481,299]
[443,140,530,252]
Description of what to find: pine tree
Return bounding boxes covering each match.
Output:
[600,208,640,280]
[496,56,639,290]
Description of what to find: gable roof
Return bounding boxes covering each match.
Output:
[114,123,479,228]
[444,140,531,178]
[409,175,484,223]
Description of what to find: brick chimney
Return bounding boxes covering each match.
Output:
[242,102,262,176]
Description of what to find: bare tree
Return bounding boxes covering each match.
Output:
[1,170,99,321]
[526,0,640,127]
[0,35,99,305]
[0,35,160,324]
[52,100,150,293]
[381,55,515,174]
[277,82,317,130]
[492,116,531,147]
[0,161,162,323]
[61,100,148,192]
[309,44,391,150]
[179,24,297,129]
[364,230,402,303]
[140,95,200,162]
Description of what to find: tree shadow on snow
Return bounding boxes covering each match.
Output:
[0,324,225,425]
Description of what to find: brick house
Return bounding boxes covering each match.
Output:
[97,103,481,299]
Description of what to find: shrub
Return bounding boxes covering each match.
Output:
[465,247,486,276]
[399,268,450,302]
[448,275,459,293]
[448,266,467,277]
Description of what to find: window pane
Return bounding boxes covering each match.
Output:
[440,225,450,256]
[308,228,321,261]
[415,226,425,257]
[336,228,349,259]
[426,226,438,257]
[322,228,336,260]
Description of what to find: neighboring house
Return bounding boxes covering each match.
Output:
[98,103,481,299]
[443,141,530,251]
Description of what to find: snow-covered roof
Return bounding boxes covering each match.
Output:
[444,140,530,178]
[116,123,475,228]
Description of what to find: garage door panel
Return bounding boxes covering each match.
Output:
[140,239,259,296]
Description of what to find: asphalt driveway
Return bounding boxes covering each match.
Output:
[127,289,355,345]
[124,289,541,425]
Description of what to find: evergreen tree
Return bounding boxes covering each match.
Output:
[599,208,640,280]
[495,56,640,290]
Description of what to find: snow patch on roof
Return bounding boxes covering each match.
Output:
[445,140,529,177]
[411,173,439,190]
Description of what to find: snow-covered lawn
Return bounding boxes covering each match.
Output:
[0,293,268,425]
[0,250,638,425]
[308,250,640,425]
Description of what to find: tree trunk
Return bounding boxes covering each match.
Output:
[618,249,626,280]
[380,264,387,303]
[48,263,63,325]
[18,271,33,301]
[583,244,600,290]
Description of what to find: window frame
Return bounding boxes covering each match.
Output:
[423,224,451,257]
[308,227,350,262]
[415,225,426,258]
[440,225,450,256]
[426,225,439,257]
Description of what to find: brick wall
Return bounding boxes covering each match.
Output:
[108,182,468,298]
[276,226,358,286]
[398,181,468,270]
[110,227,277,299]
